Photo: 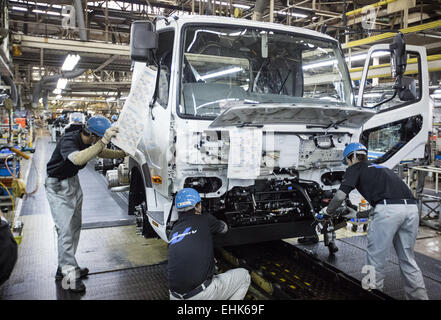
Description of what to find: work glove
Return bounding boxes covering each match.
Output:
[314,207,330,221]
[342,207,372,220]
[101,126,119,145]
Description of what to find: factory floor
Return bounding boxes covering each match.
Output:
[0,130,440,300]
[0,130,169,300]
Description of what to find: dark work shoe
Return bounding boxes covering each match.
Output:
[328,242,339,254]
[55,267,89,281]
[298,235,319,244]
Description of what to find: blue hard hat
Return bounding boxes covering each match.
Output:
[343,142,368,165]
[111,115,117,121]
[73,117,81,122]
[175,188,201,211]
[86,115,111,137]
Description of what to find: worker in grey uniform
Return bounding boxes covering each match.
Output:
[323,142,428,300]
[45,115,126,293]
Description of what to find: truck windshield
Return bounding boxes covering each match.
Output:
[179,25,353,118]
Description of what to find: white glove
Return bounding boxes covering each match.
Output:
[101,126,118,145]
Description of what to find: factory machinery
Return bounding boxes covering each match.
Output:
[215,240,391,300]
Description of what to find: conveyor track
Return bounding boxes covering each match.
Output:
[215,241,392,300]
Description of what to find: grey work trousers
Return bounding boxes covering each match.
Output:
[367,203,429,300]
[169,268,251,300]
[45,175,83,276]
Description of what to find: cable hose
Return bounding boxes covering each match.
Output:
[5,154,39,199]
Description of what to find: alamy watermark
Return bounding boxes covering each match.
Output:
[361,265,384,291]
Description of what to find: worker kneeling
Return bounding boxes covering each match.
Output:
[168,188,251,300]
[45,115,127,293]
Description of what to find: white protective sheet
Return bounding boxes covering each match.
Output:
[112,63,157,156]
[227,128,263,179]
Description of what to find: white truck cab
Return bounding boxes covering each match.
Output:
[126,16,431,246]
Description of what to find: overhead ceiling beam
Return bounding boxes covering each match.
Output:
[13,35,130,56]
[342,19,441,49]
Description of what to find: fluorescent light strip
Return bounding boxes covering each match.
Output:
[201,67,243,80]
[194,0,251,10]
[345,51,389,62]
[62,54,81,71]
[303,59,337,70]
[33,9,61,16]
[56,78,68,91]
[12,6,28,11]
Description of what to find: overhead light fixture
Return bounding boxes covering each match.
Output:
[303,59,337,70]
[57,78,68,89]
[62,54,81,71]
[53,78,68,95]
[345,51,389,62]
[194,0,251,10]
[201,67,243,80]
[12,6,28,12]
[32,9,60,16]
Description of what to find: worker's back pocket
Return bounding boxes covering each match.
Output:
[45,177,62,193]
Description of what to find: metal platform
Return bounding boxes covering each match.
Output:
[1,263,169,300]
[294,235,441,300]
[0,134,167,300]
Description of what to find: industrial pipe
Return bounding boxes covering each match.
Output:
[74,0,87,41]
[252,0,268,21]
[31,68,87,108]
[31,0,88,109]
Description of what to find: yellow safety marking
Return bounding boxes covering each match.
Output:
[351,66,441,81]
[251,271,273,295]
[271,272,276,276]
[349,54,441,73]
[290,285,296,289]
[275,263,280,267]
[280,278,286,282]
[304,282,311,286]
[284,269,290,273]
[345,0,396,17]
[343,20,441,48]
[294,275,300,279]
[262,266,267,270]
[220,249,240,267]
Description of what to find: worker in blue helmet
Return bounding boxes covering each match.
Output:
[321,142,428,299]
[45,115,128,293]
[168,188,251,300]
[110,114,118,127]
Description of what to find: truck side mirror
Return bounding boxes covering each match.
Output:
[389,32,406,78]
[130,21,158,64]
